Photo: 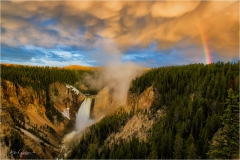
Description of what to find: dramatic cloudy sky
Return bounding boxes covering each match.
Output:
[1,0,239,67]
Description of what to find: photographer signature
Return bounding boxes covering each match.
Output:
[7,149,36,159]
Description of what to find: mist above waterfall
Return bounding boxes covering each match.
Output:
[103,61,143,104]
[84,39,144,104]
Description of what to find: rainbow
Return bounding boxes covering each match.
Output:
[198,25,212,64]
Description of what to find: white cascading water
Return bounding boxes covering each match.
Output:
[59,97,94,158]
[76,97,93,131]
[62,97,94,140]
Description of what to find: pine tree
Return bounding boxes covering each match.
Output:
[173,134,184,159]
[185,134,197,158]
[149,148,158,159]
[86,143,99,159]
[207,88,239,159]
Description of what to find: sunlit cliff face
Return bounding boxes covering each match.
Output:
[1,1,239,67]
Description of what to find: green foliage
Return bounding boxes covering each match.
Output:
[185,134,197,158]
[1,64,98,122]
[173,134,184,159]
[149,148,158,159]
[207,88,239,159]
[186,143,197,159]
[127,62,238,158]
[86,143,99,159]
[69,62,238,159]
[45,100,64,123]
[1,65,77,92]
[69,108,131,159]
[7,62,237,159]
[101,136,150,159]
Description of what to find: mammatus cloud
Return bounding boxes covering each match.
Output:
[151,1,201,18]
[1,1,239,62]
[1,1,238,105]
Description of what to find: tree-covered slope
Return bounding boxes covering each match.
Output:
[0,64,95,158]
[69,62,239,159]
[1,64,98,122]
[1,64,95,93]
[128,62,239,159]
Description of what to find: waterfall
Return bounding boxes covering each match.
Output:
[77,97,92,119]
[75,97,94,131]
[62,97,93,143]
[58,97,94,159]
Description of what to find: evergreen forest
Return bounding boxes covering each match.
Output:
[1,64,97,123]
[69,62,239,159]
[1,62,239,159]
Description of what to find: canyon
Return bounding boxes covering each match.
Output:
[0,78,159,159]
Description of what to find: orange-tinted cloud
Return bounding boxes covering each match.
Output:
[1,1,239,60]
[151,1,201,18]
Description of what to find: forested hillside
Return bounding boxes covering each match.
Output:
[1,62,239,159]
[69,108,132,159]
[1,64,96,93]
[1,64,99,122]
[69,62,239,159]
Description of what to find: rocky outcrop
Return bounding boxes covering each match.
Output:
[49,82,85,121]
[105,109,163,144]
[126,86,160,113]
[91,87,121,120]
[1,79,59,159]
[1,78,161,159]
[0,80,86,159]
[91,86,159,120]
[1,80,84,122]
[103,86,162,146]
[1,79,46,110]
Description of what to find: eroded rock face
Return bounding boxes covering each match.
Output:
[49,82,85,121]
[1,80,59,159]
[91,86,159,119]
[1,79,46,110]
[102,86,162,146]
[105,109,163,144]
[126,86,160,113]
[1,80,85,122]
[92,87,121,120]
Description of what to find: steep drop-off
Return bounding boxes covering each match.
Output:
[68,62,239,159]
[0,79,86,159]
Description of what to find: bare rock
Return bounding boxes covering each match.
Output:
[92,87,121,120]
[49,82,85,121]
[126,86,160,113]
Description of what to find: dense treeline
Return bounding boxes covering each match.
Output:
[127,62,239,159]
[130,62,238,113]
[1,64,90,92]
[69,108,132,159]
[69,62,239,159]
[1,64,97,122]
[104,87,239,159]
